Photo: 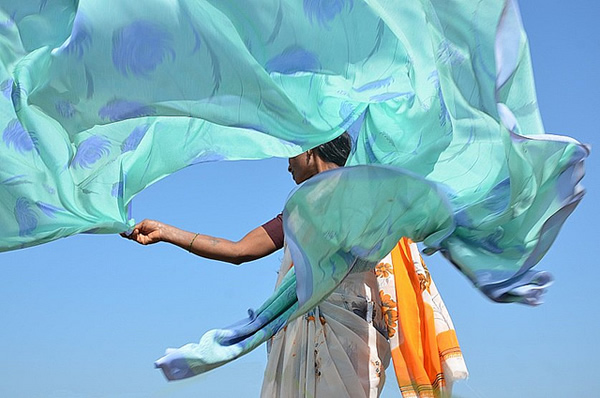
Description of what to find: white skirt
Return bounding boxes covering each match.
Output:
[261,249,391,398]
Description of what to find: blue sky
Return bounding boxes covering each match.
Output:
[1,2,598,397]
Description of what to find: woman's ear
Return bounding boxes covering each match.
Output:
[305,149,314,163]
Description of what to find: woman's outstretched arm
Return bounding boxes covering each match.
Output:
[122,219,278,265]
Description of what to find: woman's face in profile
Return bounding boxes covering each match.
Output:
[288,151,317,184]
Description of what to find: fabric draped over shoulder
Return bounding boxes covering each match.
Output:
[0,0,588,383]
[377,238,468,397]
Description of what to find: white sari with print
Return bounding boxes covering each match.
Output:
[261,247,391,398]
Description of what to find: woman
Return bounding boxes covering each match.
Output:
[125,133,468,397]
[124,133,393,397]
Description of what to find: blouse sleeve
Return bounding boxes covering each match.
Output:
[261,213,284,250]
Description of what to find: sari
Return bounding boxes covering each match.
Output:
[261,238,467,398]
[262,247,390,398]
[0,0,588,383]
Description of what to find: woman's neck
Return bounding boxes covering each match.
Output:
[315,159,340,173]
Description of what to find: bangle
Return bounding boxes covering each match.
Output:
[188,233,199,252]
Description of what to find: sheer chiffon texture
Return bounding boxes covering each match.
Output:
[0,0,588,383]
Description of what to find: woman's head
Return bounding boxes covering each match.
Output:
[288,132,352,184]
[313,132,352,167]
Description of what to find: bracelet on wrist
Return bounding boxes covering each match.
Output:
[188,233,199,252]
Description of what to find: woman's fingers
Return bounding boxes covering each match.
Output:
[120,220,161,245]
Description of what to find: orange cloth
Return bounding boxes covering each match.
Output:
[376,238,468,397]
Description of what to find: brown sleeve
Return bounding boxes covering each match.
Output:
[261,213,284,250]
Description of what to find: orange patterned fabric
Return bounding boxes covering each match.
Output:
[376,238,468,397]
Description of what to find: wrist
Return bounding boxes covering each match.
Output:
[157,222,172,243]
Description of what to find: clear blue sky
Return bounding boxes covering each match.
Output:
[1,2,598,397]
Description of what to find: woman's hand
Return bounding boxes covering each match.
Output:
[121,219,166,245]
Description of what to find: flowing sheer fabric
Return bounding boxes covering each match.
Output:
[0,0,588,381]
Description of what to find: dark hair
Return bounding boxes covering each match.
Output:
[314,132,352,166]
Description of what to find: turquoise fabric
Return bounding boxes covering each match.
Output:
[0,0,588,380]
